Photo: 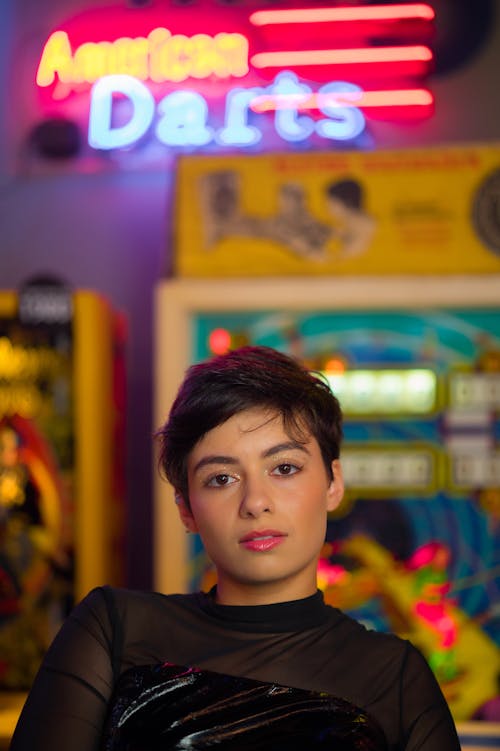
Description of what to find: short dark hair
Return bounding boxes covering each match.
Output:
[157,346,343,504]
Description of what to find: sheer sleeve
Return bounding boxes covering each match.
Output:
[400,644,461,751]
[9,587,119,751]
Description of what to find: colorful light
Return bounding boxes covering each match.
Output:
[250,4,435,26]
[88,75,155,150]
[322,368,437,415]
[37,29,249,90]
[37,1,436,153]
[250,88,434,112]
[87,73,367,150]
[251,45,432,70]
[208,328,232,355]
[324,357,346,374]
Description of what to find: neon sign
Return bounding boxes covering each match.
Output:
[249,5,435,25]
[37,30,249,88]
[35,3,436,154]
[88,72,366,149]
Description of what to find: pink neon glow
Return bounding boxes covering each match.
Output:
[251,45,433,69]
[317,559,348,588]
[250,89,433,112]
[250,4,435,26]
[406,542,450,570]
[414,602,458,648]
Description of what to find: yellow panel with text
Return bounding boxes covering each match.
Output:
[174,143,500,277]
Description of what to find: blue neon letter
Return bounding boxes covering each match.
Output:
[156,91,213,146]
[216,87,263,146]
[88,75,155,150]
[316,81,365,141]
[268,72,314,142]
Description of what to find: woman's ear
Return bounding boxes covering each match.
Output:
[326,460,344,512]
[175,493,198,533]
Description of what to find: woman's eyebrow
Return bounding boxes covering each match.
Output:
[261,441,310,459]
[192,455,238,473]
[192,442,310,472]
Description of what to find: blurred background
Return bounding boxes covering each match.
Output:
[1,0,500,744]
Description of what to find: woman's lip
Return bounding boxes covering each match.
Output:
[239,530,286,543]
[240,536,286,552]
[239,531,287,552]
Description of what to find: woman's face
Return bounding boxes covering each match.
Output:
[179,407,343,605]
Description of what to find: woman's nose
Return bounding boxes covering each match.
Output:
[239,476,273,518]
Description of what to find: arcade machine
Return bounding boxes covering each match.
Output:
[0,281,125,742]
[154,146,500,747]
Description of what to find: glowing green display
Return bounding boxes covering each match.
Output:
[323,368,437,415]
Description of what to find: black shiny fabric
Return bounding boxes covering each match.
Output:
[102,662,388,751]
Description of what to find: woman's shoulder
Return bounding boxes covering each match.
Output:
[70,587,209,651]
[81,585,205,621]
[325,604,415,661]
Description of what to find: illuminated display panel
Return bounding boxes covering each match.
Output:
[450,372,500,410]
[341,447,436,492]
[323,368,437,415]
[451,453,500,488]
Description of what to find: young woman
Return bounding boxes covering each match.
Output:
[10,346,460,750]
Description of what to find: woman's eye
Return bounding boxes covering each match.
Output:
[206,473,236,487]
[273,463,300,476]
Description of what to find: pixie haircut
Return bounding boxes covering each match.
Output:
[157,345,343,503]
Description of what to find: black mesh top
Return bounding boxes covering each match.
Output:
[10,586,460,751]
